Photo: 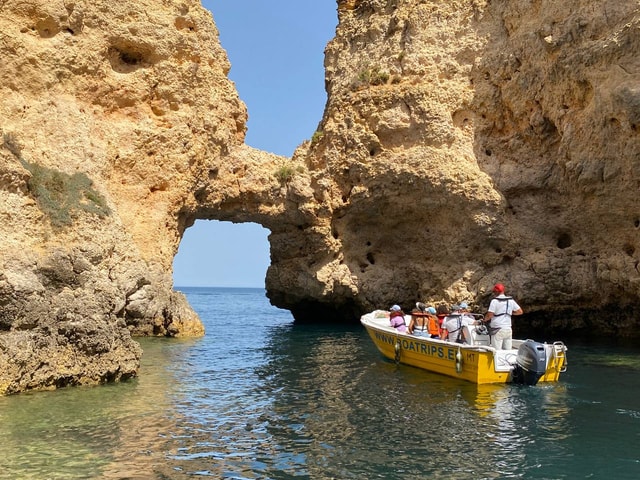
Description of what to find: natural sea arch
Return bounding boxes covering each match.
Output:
[172,3,336,290]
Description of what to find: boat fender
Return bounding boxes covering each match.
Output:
[455,347,463,373]
[394,339,401,364]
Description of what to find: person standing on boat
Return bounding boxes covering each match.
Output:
[484,283,523,350]
[389,304,408,333]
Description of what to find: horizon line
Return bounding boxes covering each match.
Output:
[174,285,266,289]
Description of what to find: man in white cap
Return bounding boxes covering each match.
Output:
[484,283,523,350]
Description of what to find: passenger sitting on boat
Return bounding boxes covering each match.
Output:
[389,304,408,333]
[440,305,472,344]
[408,306,439,338]
[484,283,523,350]
[458,301,470,312]
[436,304,449,328]
[458,302,478,321]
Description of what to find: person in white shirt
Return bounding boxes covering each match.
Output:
[440,304,472,343]
[484,283,523,350]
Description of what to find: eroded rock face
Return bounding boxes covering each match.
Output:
[262,0,640,336]
[0,0,247,393]
[2,0,640,393]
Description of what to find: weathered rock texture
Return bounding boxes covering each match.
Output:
[0,0,240,393]
[1,0,640,393]
[265,0,640,338]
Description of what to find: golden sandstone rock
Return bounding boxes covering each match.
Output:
[1,0,640,393]
[0,0,232,393]
[337,0,360,12]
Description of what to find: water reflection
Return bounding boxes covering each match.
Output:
[2,289,640,479]
[0,337,183,479]
[247,323,577,479]
[312,324,587,477]
[465,383,571,435]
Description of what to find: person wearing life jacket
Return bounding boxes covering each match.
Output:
[435,304,449,329]
[484,283,523,350]
[458,301,477,322]
[425,306,440,337]
[388,304,408,333]
[440,304,472,344]
[409,306,440,338]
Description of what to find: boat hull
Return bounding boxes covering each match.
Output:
[361,311,567,385]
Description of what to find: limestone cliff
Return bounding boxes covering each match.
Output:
[265,0,640,338]
[2,0,640,394]
[0,0,247,393]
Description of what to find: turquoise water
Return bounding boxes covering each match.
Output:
[0,287,638,479]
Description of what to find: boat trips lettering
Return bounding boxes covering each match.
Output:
[373,331,456,360]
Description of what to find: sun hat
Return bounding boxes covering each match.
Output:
[390,304,401,311]
[427,306,437,315]
[493,283,505,293]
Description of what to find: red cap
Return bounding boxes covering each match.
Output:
[493,283,505,293]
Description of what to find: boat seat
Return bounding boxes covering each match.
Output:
[463,325,491,346]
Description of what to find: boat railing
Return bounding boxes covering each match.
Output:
[551,341,568,372]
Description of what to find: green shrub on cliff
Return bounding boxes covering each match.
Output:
[2,132,111,227]
[21,160,111,228]
[274,163,306,186]
[2,132,22,158]
[356,65,390,87]
[274,164,296,185]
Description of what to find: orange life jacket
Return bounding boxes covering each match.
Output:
[427,315,440,336]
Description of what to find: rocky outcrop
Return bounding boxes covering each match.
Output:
[0,0,240,393]
[263,0,640,338]
[2,0,640,394]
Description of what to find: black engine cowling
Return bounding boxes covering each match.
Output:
[512,340,547,385]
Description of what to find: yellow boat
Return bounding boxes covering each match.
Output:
[361,310,568,385]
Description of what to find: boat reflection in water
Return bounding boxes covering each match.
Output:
[467,382,571,429]
[452,380,573,475]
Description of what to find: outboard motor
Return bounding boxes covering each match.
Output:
[512,340,547,385]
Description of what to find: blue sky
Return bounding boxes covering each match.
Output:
[172,2,337,287]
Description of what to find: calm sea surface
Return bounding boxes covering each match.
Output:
[0,287,639,479]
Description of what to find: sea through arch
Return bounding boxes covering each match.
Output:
[173,220,271,288]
